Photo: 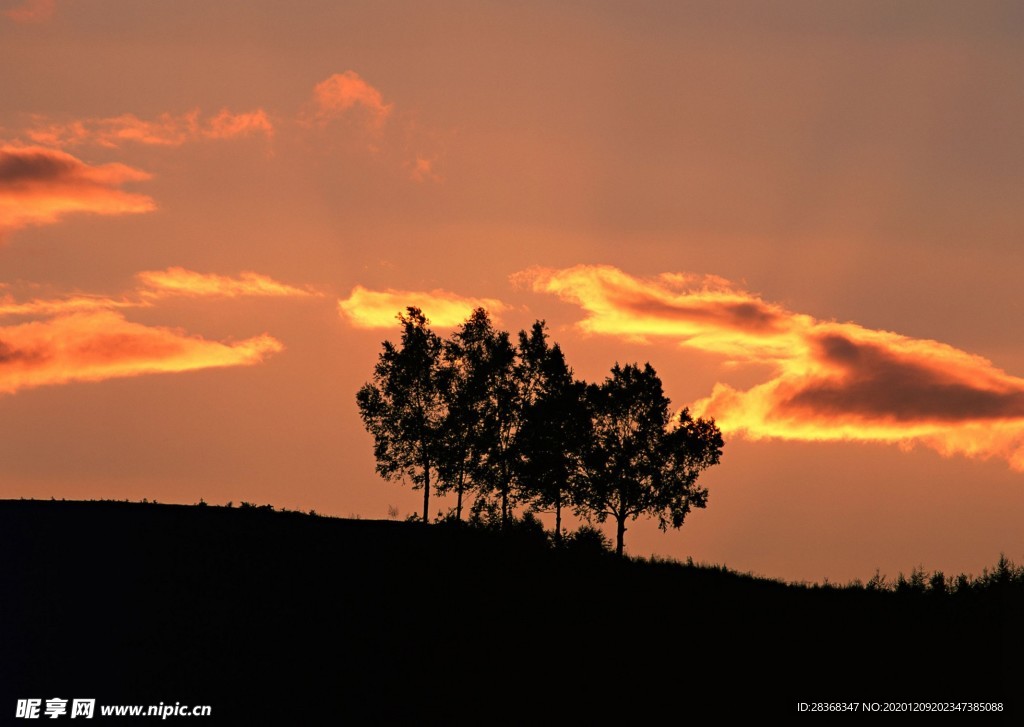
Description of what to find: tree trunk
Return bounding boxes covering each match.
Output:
[615,515,626,557]
[554,491,562,546]
[501,483,509,529]
[456,469,464,521]
[422,455,430,523]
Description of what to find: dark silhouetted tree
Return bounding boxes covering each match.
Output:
[449,310,520,527]
[577,362,723,556]
[356,307,447,522]
[436,308,494,521]
[515,321,590,545]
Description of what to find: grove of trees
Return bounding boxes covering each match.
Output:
[356,306,724,556]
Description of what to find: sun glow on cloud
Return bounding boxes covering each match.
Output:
[0,145,154,233]
[521,264,1024,470]
[0,311,282,395]
[338,285,506,329]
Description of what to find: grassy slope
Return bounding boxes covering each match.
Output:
[1,500,1019,723]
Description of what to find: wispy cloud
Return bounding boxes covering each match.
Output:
[0,311,281,395]
[307,71,392,129]
[304,71,445,179]
[0,145,154,233]
[408,156,441,184]
[24,108,274,149]
[0,292,137,318]
[338,285,506,329]
[0,269,316,320]
[136,267,317,299]
[520,264,1024,470]
[10,71,438,189]
[3,0,54,23]
[203,109,275,141]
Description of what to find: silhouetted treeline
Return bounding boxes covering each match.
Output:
[356,307,723,555]
[3,499,1019,723]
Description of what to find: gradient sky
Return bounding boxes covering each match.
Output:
[2,0,1023,582]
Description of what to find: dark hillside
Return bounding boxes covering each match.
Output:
[1,500,1018,723]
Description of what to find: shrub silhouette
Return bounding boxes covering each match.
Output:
[563,525,612,555]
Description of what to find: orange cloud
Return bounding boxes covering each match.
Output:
[338,285,506,328]
[25,108,274,149]
[0,311,282,395]
[521,264,1024,470]
[136,267,317,299]
[0,145,155,233]
[3,0,54,23]
[0,269,310,392]
[309,71,392,128]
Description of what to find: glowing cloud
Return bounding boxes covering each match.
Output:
[309,71,392,128]
[136,268,316,299]
[339,285,506,329]
[0,311,282,395]
[0,145,154,233]
[520,264,1024,470]
[25,108,274,149]
[517,264,807,359]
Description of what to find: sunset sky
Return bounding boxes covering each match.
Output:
[3,0,1023,583]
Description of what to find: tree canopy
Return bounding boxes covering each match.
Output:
[514,321,589,544]
[356,307,447,522]
[435,308,511,521]
[578,363,724,556]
